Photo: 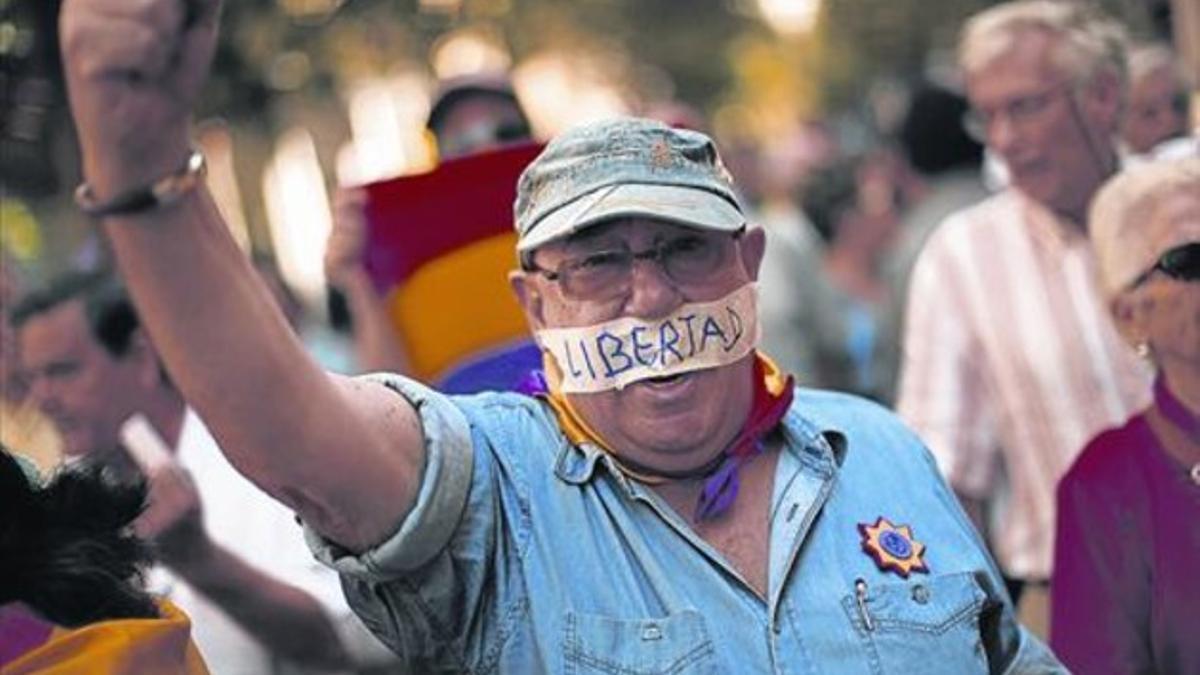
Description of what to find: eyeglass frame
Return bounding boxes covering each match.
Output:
[520,226,747,301]
[1127,241,1200,289]
[962,79,1079,144]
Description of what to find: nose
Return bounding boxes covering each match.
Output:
[987,113,1020,156]
[623,257,682,320]
[26,374,59,414]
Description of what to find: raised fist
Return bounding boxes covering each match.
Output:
[60,0,221,200]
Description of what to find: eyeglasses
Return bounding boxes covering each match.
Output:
[962,82,1073,143]
[1129,242,1200,288]
[525,229,744,301]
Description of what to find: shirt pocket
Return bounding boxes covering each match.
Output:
[563,609,717,675]
[841,571,990,674]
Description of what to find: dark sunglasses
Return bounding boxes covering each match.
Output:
[1130,242,1200,288]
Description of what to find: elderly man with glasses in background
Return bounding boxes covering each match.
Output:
[896,0,1154,635]
[57,0,1061,671]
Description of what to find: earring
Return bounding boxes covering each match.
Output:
[1135,342,1151,359]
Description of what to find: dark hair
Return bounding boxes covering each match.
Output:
[800,158,861,243]
[425,76,532,155]
[0,448,159,626]
[899,83,983,176]
[9,269,140,357]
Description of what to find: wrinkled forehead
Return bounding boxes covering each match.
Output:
[965,27,1063,85]
[17,301,95,363]
[20,299,88,337]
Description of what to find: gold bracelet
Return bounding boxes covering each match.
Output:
[74,150,206,218]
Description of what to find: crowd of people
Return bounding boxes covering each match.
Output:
[0,0,1196,673]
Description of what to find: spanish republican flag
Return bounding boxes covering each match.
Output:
[361,142,545,391]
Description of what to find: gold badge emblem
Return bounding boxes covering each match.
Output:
[858,516,929,578]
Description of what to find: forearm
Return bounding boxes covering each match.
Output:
[100,187,419,549]
[61,0,427,551]
[100,193,332,502]
[103,191,314,466]
[174,540,351,669]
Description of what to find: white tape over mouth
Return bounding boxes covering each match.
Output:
[535,283,759,394]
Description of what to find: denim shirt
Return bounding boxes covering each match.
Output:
[307,375,1063,674]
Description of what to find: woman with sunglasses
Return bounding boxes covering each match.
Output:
[1050,156,1200,675]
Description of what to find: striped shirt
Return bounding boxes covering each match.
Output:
[896,189,1152,580]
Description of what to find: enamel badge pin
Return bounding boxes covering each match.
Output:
[858,517,929,578]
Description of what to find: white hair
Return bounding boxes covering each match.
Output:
[959,0,1129,91]
[1127,42,1190,88]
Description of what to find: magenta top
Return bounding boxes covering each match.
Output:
[1050,412,1200,675]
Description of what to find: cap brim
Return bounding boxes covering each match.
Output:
[518,183,745,252]
[1101,201,1200,295]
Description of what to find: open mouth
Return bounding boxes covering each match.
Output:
[640,372,690,388]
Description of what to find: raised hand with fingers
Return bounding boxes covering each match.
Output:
[59,0,432,559]
[60,0,221,201]
[120,413,209,565]
[325,188,370,289]
[135,460,208,565]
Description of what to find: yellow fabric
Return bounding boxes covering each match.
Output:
[1,601,209,675]
[540,349,789,483]
[0,399,62,474]
[758,352,789,397]
[386,232,528,381]
[540,350,615,452]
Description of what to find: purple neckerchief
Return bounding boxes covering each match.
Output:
[694,373,793,521]
[1155,374,1200,439]
[693,444,761,522]
[514,369,549,397]
[518,367,795,522]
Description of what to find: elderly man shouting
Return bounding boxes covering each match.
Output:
[57,0,1059,671]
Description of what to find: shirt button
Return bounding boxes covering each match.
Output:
[641,624,663,641]
[911,584,930,604]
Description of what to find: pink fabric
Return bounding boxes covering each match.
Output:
[1050,413,1200,674]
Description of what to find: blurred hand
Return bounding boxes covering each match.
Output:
[60,0,221,198]
[133,460,208,565]
[325,188,370,288]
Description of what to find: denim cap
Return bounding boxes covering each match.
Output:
[514,117,745,252]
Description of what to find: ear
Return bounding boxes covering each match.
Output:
[1109,290,1151,350]
[1081,67,1123,134]
[124,329,165,389]
[740,226,767,282]
[509,270,549,333]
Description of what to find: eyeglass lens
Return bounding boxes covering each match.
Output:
[560,233,735,299]
[962,84,1067,143]
[1159,242,1200,282]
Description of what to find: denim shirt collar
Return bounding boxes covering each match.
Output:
[551,397,846,487]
